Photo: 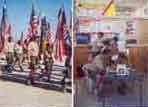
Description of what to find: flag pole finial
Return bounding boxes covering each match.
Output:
[3,0,6,8]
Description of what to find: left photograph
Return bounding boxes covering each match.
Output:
[0,0,72,107]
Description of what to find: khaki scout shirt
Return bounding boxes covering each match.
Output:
[92,54,105,71]
[4,42,14,53]
[83,54,108,73]
[28,41,39,57]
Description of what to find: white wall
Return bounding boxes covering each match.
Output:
[134,2,148,18]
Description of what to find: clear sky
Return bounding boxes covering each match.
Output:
[0,0,72,42]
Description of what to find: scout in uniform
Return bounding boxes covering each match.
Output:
[83,38,111,95]
[22,39,29,64]
[27,37,39,84]
[13,40,23,72]
[44,43,54,81]
[4,37,14,73]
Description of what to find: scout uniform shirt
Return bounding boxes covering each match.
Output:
[92,54,106,71]
[15,44,23,54]
[4,41,14,53]
[28,41,39,65]
[4,41,14,64]
[28,41,39,57]
[83,54,106,75]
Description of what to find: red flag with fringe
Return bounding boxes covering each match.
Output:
[54,6,66,62]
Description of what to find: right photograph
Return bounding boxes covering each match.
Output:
[73,0,148,107]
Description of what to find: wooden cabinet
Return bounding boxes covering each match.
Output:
[74,45,92,79]
[128,19,148,72]
[74,45,91,65]
[128,47,148,72]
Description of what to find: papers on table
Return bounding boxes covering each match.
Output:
[116,64,130,76]
[106,64,130,76]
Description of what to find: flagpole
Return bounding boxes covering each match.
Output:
[3,0,6,5]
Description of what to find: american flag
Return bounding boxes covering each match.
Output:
[28,3,39,39]
[54,6,66,62]
[0,0,10,51]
